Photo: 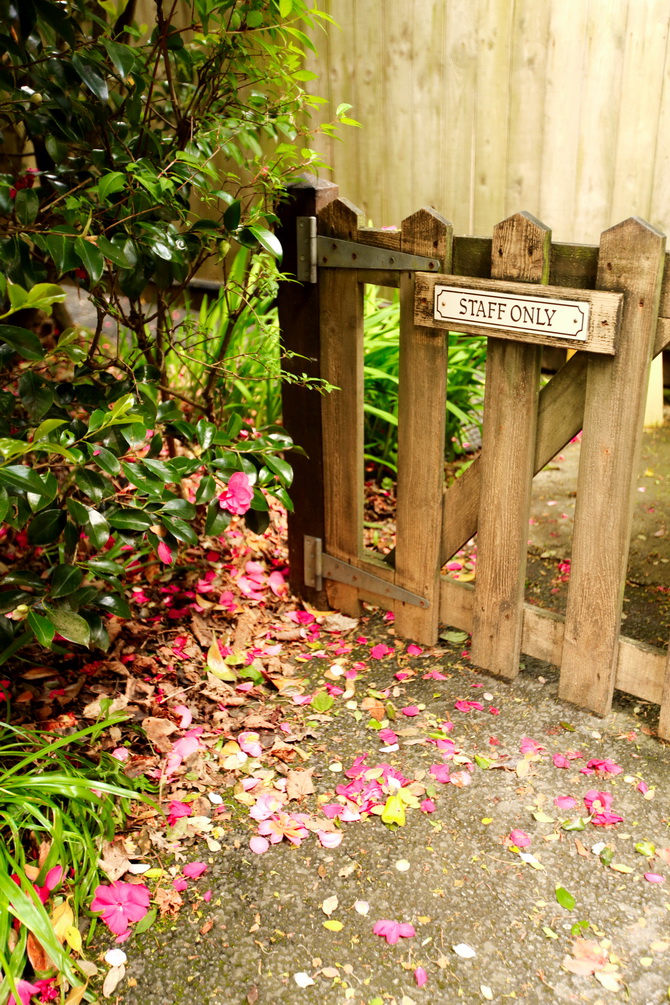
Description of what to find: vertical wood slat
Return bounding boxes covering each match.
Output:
[659,648,670,741]
[319,198,365,616]
[394,209,452,644]
[277,178,339,604]
[470,212,549,679]
[559,218,666,715]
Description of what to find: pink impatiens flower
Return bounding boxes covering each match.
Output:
[90,880,150,935]
[8,979,41,1005]
[373,919,416,945]
[218,471,253,515]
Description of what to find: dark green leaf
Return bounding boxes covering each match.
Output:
[195,475,216,505]
[224,200,241,232]
[18,371,53,419]
[46,607,90,646]
[205,501,230,536]
[0,590,32,614]
[0,486,8,524]
[0,465,50,497]
[72,54,109,101]
[27,610,55,647]
[86,509,110,549]
[104,39,136,78]
[160,498,196,519]
[45,233,79,275]
[75,238,105,283]
[66,497,89,526]
[0,324,45,361]
[196,419,216,450]
[95,593,131,619]
[27,508,66,545]
[51,564,84,599]
[160,514,197,546]
[263,453,293,487]
[106,508,153,531]
[97,173,126,202]
[75,469,113,503]
[247,225,282,260]
[95,235,130,268]
[14,189,39,226]
[91,445,121,476]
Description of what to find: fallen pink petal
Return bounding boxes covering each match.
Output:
[414,966,428,987]
[372,919,416,945]
[508,829,531,848]
[249,836,270,855]
[183,861,208,879]
[644,872,665,883]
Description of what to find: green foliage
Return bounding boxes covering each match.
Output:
[0,713,153,1001]
[362,286,486,475]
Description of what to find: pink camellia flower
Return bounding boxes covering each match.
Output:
[7,978,41,1005]
[183,861,208,879]
[372,919,416,945]
[90,881,150,935]
[638,780,649,795]
[508,829,531,848]
[257,812,310,846]
[238,731,263,758]
[218,471,253,515]
[583,790,613,813]
[591,811,624,827]
[33,978,58,1002]
[414,967,428,987]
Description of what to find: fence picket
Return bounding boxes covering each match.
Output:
[319,197,365,616]
[395,209,452,643]
[470,212,548,678]
[559,218,666,714]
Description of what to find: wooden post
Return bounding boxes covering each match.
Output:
[319,198,365,616]
[277,177,338,605]
[470,212,549,678]
[395,209,452,644]
[559,218,666,715]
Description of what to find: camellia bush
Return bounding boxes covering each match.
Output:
[0,0,349,663]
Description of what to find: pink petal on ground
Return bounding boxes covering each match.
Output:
[407,644,422,656]
[520,737,545,755]
[430,764,451,784]
[554,796,577,811]
[268,570,287,597]
[317,830,343,848]
[249,836,270,854]
[638,780,649,794]
[111,747,129,761]
[157,541,173,564]
[203,890,212,902]
[45,865,63,891]
[401,705,420,716]
[420,798,436,813]
[508,829,531,848]
[183,861,208,879]
[644,873,665,883]
[414,967,428,987]
[370,643,393,659]
[172,878,188,892]
[553,753,570,769]
[173,704,192,729]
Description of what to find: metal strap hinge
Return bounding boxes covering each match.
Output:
[296,217,442,282]
[304,536,429,608]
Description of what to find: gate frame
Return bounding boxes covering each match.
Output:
[277,178,670,738]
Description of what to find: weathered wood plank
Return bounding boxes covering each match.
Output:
[319,197,365,616]
[559,218,666,715]
[659,648,670,740]
[394,209,452,644]
[415,274,622,355]
[470,212,547,679]
[277,177,339,604]
[440,578,667,708]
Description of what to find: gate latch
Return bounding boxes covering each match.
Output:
[304,536,429,608]
[296,217,442,283]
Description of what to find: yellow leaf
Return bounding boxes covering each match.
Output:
[533,811,554,823]
[516,759,530,779]
[144,868,163,879]
[64,984,88,1005]
[381,793,406,827]
[610,862,634,874]
[323,919,343,931]
[51,900,74,942]
[594,971,622,991]
[65,925,82,954]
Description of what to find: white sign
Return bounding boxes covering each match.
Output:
[434,285,590,341]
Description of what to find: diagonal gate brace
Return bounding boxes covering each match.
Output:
[304,536,429,608]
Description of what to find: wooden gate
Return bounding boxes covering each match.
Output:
[277,178,670,738]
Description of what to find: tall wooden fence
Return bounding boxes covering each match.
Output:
[278,178,670,739]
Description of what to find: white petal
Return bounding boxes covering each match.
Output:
[453,943,476,959]
[293,972,315,988]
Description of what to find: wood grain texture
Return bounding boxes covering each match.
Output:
[414,274,622,354]
[277,178,339,604]
[470,212,547,678]
[440,577,666,707]
[659,647,670,740]
[319,198,365,616]
[394,209,452,644]
[559,218,666,715]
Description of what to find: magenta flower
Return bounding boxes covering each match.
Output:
[218,471,253,515]
[420,798,436,813]
[554,795,577,811]
[373,919,416,945]
[400,705,420,716]
[8,979,41,1005]
[90,880,150,935]
[583,789,613,813]
[430,764,451,784]
[407,644,422,656]
[644,873,665,883]
[520,737,545,755]
[507,829,531,848]
[167,799,193,827]
[585,757,623,775]
[378,728,398,744]
[370,643,393,659]
[591,811,624,826]
[553,753,570,769]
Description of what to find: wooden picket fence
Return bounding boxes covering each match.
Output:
[277,178,670,739]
